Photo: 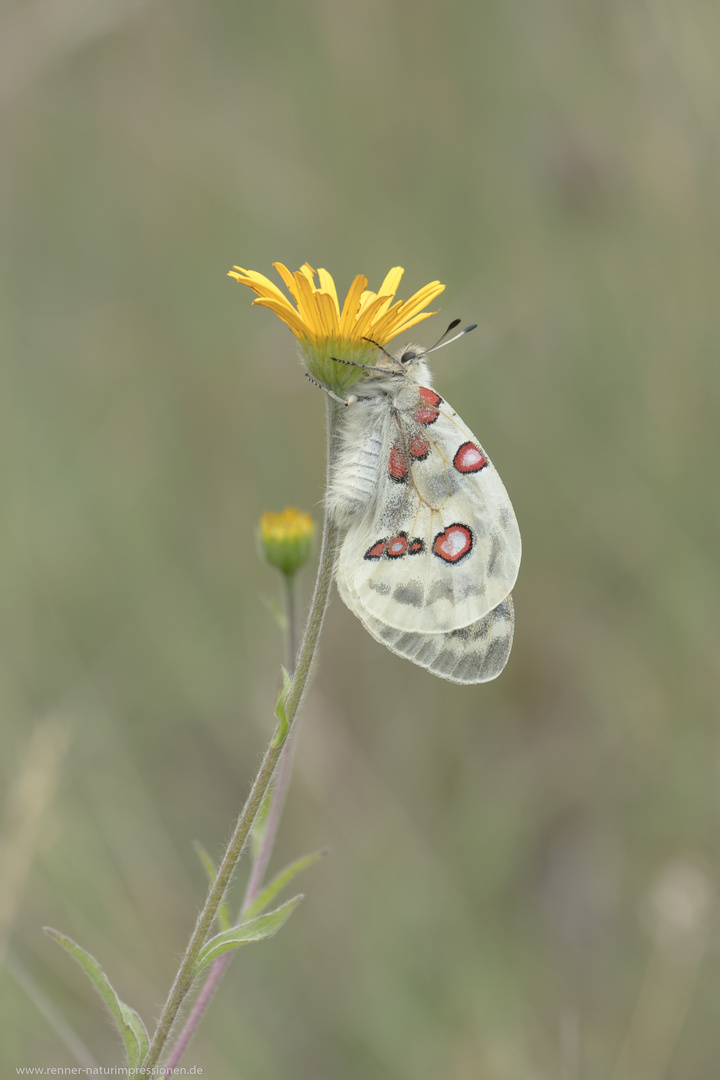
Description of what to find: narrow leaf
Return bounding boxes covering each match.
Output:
[193,840,231,931]
[243,849,327,921]
[193,895,303,975]
[119,1002,149,1063]
[44,928,142,1067]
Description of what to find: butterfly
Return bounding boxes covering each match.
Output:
[323,321,521,684]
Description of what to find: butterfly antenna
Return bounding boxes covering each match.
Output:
[361,336,396,361]
[426,320,477,355]
[330,356,378,372]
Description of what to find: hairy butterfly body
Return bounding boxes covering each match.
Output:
[326,329,521,684]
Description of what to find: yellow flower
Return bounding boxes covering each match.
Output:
[259,507,315,577]
[229,262,445,395]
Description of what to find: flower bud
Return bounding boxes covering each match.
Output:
[258,508,314,577]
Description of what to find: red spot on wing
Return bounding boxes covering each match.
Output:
[418,387,442,406]
[432,524,473,563]
[453,441,488,473]
[364,539,387,560]
[388,445,408,482]
[415,387,441,426]
[386,533,408,558]
[410,435,430,460]
[415,406,440,425]
[408,537,425,555]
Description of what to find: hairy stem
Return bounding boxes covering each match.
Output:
[284,571,300,674]
[146,399,339,1073]
[164,571,301,1070]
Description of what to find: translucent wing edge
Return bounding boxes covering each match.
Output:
[337,575,515,684]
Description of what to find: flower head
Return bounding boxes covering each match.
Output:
[229,262,445,395]
[259,507,315,577]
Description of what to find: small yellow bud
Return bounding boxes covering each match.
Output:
[259,508,315,577]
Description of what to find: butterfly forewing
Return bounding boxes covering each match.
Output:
[335,395,520,635]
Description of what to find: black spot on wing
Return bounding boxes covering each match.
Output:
[427,579,454,604]
[393,582,425,607]
[486,533,504,577]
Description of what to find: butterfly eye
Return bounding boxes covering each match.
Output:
[401,350,417,364]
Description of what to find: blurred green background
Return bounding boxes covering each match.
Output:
[2,0,720,1076]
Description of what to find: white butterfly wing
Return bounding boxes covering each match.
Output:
[337,573,515,683]
[336,390,521,635]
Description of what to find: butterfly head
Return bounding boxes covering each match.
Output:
[373,320,476,370]
[358,343,430,393]
[354,321,477,396]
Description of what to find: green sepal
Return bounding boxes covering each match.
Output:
[243,849,327,921]
[272,667,293,747]
[193,895,303,976]
[193,841,232,932]
[44,928,148,1067]
[297,337,378,397]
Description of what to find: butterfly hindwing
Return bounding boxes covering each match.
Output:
[337,574,515,684]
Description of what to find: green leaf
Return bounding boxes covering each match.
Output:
[243,849,327,921]
[193,895,303,975]
[193,840,231,932]
[44,928,148,1067]
[119,1002,149,1063]
[272,667,293,747]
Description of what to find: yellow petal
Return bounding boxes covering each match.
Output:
[299,263,317,288]
[339,275,368,338]
[377,266,404,296]
[384,309,438,342]
[317,268,340,315]
[368,299,405,341]
[293,271,324,339]
[251,297,308,340]
[273,262,299,300]
[229,267,290,306]
[373,267,404,317]
[354,294,398,341]
[394,281,446,322]
[357,290,377,317]
[315,290,341,338]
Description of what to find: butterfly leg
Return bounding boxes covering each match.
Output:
[304,372,352,406]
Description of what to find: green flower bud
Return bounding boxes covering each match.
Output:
[259,508,314,577]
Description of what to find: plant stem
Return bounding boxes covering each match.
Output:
[164,566,302,1071]
[164,730,299,1070]
[284,571,299,674]
[145,399,339,1073]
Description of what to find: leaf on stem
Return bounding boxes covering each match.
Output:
[192,841,232,932]
[44,928,149,1067]
[193,895,303,976]
[243,849,327,921]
